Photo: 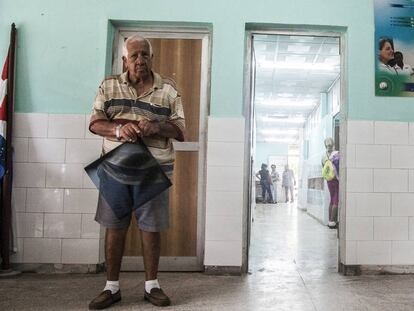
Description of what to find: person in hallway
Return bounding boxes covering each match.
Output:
[321,137,339,229]
[394,51,414,76]
[88,35,185,309]
[270,164,279,204]
[282,164,295,203]
[378,37,398,74]
[256,163,273,203]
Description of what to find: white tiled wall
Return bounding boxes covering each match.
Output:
[345,120,414,265]
[14,114,414,269]
[11,113,102,265]
[204,117,245,267]
[13,113,246,268]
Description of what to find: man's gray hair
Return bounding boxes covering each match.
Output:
[122,35,153,58]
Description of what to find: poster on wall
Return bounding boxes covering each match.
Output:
[375,0,414,96]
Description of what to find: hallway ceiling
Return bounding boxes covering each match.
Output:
[254,34,340,143]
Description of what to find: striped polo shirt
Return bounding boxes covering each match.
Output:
[89,71,185,165]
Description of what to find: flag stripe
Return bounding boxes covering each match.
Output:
[0,52,7,121]
[1,52,8,80]
[0,120,6,137]
[0,78,7,108]
[0,49,9,178]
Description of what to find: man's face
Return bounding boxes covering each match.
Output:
[123,40,152,81]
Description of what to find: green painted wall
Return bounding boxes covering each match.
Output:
[0,0,413,120]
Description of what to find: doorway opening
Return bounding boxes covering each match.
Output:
[110,24,212,271]
[244,30,345,274]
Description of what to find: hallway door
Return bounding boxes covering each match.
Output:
[112,28,210,271]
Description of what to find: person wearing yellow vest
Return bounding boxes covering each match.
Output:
[322,138,339,229]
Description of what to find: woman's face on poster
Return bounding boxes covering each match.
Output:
[380,41,394,64]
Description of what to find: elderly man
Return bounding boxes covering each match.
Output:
[88,35,185,309]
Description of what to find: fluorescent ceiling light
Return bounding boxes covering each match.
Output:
[260,137,299,143]
[258,129,298,135]
[259,116,306,124]
[279,81,298,87]
[256,99,317,107]
[285,55,307,63]
[276,93,295,98]
[287,45,311,53]
[258,132,298,138]
[258,60,338,71]
[259,135,298,141]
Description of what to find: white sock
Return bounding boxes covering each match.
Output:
[103,280,119,294]
[145,279,160,293]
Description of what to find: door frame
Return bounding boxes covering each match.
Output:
[111,25,212,271]
[242,25,348,273]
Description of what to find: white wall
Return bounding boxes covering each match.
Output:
[204,117,245,266]
[11,113,103,264]
[345,120,414,265]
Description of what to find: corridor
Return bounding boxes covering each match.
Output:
[248,203,414,310]
[2,203,414,310]
[249,202,337,279]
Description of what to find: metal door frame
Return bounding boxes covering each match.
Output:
[243,26,348,273]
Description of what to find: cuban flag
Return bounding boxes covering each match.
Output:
[0,51,9,179]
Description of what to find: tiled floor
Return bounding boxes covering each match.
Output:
[2,203,414,310]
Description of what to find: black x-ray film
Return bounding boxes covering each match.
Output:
[85,140,172,216]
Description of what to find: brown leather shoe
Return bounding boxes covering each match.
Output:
[89,290,121,310]
[144,288,171,307]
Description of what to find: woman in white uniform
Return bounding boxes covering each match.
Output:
[378,37,398,74]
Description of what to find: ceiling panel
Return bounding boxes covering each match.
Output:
[253,34,340,143]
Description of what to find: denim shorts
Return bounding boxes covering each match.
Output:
[95,169,172,232]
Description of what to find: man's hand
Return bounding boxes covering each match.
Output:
[119,122,141,142]
[138,119,160,136]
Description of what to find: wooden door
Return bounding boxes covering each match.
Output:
[122,37,203,270]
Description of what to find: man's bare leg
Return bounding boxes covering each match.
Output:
[106,228,128,281]
[141,230,160,281]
